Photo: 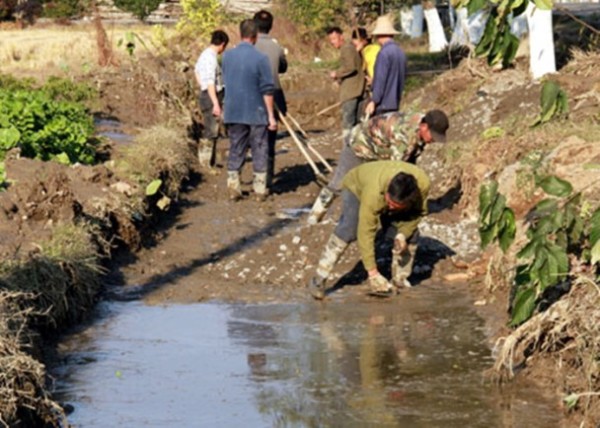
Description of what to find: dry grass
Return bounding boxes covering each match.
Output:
[119,124,194,200]
[492,276,600,422]
[0,223,101,330]
[0,291,67,426]
[0,23,173,79]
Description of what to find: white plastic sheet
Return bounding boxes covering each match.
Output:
[424,8,448,52]
[410,4,424,38]
[400,8,414,36]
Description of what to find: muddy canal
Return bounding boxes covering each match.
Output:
[52,285,560,427]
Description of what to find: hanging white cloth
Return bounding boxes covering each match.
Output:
[424,7,448,52]
[410,4,424,38]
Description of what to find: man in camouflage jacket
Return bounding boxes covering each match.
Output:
[307,109,449,225]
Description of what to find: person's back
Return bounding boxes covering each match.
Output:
[222,42,273,125]
[366,15,407,116]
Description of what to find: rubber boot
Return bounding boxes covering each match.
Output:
[253,172,268,202]
[307,187,335,225]
[309,234,348,300]
[391,243,416,290]
[227,170,242,201]
[198,138,218,175]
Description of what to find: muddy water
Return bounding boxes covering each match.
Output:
[53,287,561,427]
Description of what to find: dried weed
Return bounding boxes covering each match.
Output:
[492,277,600,420]
[120,124,194,200]
[0,291,67,426]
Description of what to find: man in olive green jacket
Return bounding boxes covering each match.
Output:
[309,161,430,299]
[326,27,365,141]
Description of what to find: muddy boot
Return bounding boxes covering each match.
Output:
[307,187,335,225]
[309,234,348,300]
[227,170,242,201]
[391,244,416,290]
[198,138,218,175]
[253,172,268,202]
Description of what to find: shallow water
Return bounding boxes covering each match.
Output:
[53,288,561,427]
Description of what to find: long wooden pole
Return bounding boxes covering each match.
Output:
[278,113,328,183]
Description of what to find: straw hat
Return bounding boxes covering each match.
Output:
[371,15,400,36]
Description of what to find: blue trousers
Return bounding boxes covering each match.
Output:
[227,124,268,173]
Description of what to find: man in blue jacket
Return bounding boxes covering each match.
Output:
[364,15,407,117]
[222,19,277,201]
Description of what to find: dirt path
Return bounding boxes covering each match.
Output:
[106,127,482,310]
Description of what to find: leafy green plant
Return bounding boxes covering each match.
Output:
[532,80,569,127]
[42,77,98,103]
[117,31,150,58]
[479,176,600,326]
[455,0,553,68]
[0,89,96,164]
[479,180,516,253]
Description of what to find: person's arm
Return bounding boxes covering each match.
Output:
[207,83,221,117]
[258,56,276,130]
[356,197,382,276]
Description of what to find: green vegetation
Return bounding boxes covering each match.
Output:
[456,0,551,67]
[42,0,84,19]
[176,0,221,37]
[0,76,98,174]
[532,80,569,127]
[114,0,161,21]
[280,0,346,31]
[479,177,600,326]
[0,89,96,165]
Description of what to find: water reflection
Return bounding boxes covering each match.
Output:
[53,289,560,427]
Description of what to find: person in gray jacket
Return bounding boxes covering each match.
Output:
[253,9,288,187]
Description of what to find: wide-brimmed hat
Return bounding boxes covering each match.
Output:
[371,15,400,36]
[423,110,449,143]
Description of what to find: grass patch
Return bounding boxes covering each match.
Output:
[119,124,194,201]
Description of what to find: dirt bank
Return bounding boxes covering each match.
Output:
[0,21,598,426]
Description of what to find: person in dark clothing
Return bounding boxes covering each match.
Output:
[253,10,288,187]
[222,19,276,202]
[364,15,407,117]
[326,26,366,142]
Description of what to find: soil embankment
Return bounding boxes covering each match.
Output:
[0,20,598,426]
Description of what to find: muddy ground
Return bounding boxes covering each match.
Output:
[1,20,599,425]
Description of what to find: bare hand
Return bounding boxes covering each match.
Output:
[368,273,393,293]
[212,104,222,117]
[365,101,375,117]
[268,115,277,131]
[329,71,337,80]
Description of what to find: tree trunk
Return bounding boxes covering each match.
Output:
[526,2,556,79]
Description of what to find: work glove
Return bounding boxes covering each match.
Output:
[368,273,393,296]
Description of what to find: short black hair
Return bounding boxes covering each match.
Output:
[240,19,258,39]
[326,26,343,35]
[351,27,368,41]
[211,30,229,46]
[253,9,273,34]
[387,172,420,206]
